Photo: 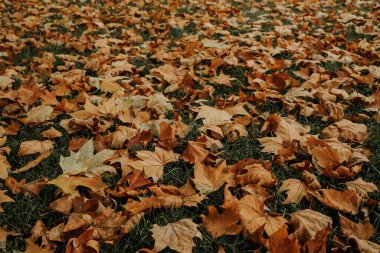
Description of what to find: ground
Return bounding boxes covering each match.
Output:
[0,0,379,252]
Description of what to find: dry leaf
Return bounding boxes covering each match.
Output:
[345,177,378,197]
[312,189,362,214]
[48,175,107,195]
[17,140,53,156]
[129,147,179,182]
[150,219,202,253]
[59,139,115,177]
[192,161,230,194]
[201,205,242,238]
[339,214,374,240]
[278,179,307,204]
[290,209,332,242]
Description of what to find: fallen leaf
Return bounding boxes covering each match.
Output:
[345,177,378,197]
[278,179,307,204]
[60,139,116,177]
[129,147,179,182]
[237,195,287,237]
[339,214,373,240]
[290,209,332,242]
[17,140,53,156]
[312,189,362,214]
[322,119,368,143]
[0,153,10,179]
[267,226,301,253]
[192,161,230,194]
[48,175,107,195]
[150,219,202,253]
[181,140,209,164]
[201,205,242,238]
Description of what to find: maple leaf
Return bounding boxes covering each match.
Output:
[59,139,116,177]
[290,209,332,243]
[278,179,307,204]
[192,161,230,194]
[150,219,202,253]
[129,147,179,182]
[48,175,107,195]
[201,205,242,238]
[237,195,287,237]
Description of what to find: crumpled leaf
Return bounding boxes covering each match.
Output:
[150,218,202,253]
[147,93,173,115]
[60,139,115,177]
[322,119,368,143]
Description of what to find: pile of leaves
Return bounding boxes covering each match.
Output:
[0,0,379,252]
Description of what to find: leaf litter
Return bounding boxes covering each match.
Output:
[0,0,379,252]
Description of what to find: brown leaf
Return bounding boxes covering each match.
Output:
[303,225,331,253]
[339,214,374,240]
[41,127,63,139]
[181,140,209,164]
[150,219,202,253]
[129,147,179,182]
[48,175,107,195]
[267,226,301,253]
[24,239,55,253]
[0,153,10,180]
[345,177,378,197]
[66,229,99,253]
[201,205,242,238]
[312,189,362,214]
[158,121,178,150]
[278,179,307,204]
[192,161,230,194]
[237,195,287,237]
[12,150,53,173]
[290,209,332,242]
[348,236,380,253]
[17,140,54,157]
[322,119,368,143]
